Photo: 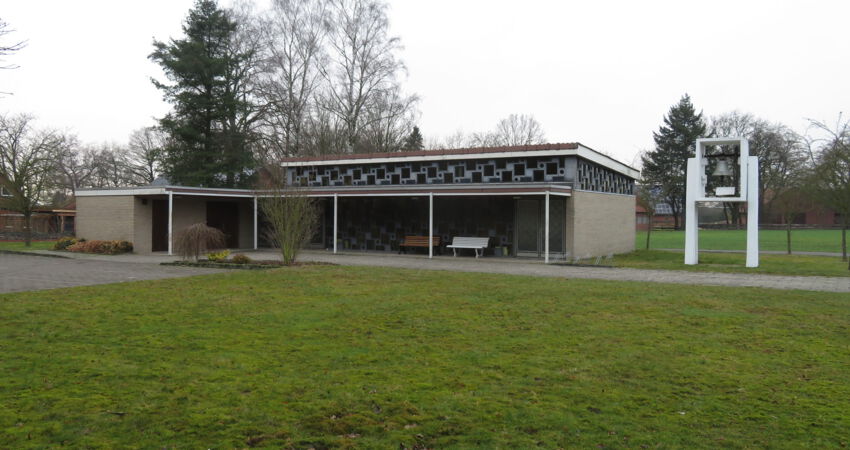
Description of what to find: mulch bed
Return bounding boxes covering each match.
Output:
[161,260,335,270]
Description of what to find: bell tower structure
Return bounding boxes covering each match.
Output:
[684,137,759,267]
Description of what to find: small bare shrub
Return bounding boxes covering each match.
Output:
[259,167,318,266]
[231,253,252,264]
[174,223,226,261]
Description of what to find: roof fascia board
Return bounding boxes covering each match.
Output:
[76,186,256,197]
[574,145,641,179]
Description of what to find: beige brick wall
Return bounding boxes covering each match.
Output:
[567,191,636,257]
[76,196,135,243]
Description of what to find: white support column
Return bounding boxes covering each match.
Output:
[684,158,699,265]
[167,191,173,256]
[746,156,760,268]
[544,191,550,263]
[428,193,434,259]
[333,194,338,254]
[253,196,258,250]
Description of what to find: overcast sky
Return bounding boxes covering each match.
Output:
[2,0,848,166]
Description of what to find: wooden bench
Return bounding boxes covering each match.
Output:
[447,236,490,258]
[399,235,441,254]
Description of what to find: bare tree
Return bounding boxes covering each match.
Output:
[492,114,546,146]
[127,126,164,183]
[0,114,64,245]
[636,180,663,250]
[772,184,808,255]
[358,84,418,152]
[461,114,547,148]
[426,129,467,150]
[0,18,26,70]
[255,0,328,160]
[806,115,850,266]
[56,136,96,196]
[321,0,413,151]
[258,166,318,265]
[711,112,807,224]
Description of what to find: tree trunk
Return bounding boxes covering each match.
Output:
[786,220,791,255]
[842,224,847,262]
[23,212,32,247]
[645,215,652,250]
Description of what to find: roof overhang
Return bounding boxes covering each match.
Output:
[76,183,572,198]
[76,186,257,198]
[294,182,572,198]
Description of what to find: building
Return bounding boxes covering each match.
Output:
[75,143,639,259]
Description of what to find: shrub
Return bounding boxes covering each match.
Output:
[174,223,226,261]
[66,240,133,255]
[231,253,252,264]
[207,249,231,262]
[53,237,78,250]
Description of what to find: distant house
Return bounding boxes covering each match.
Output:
[635,201,676,231]
[76,143,639,259]
[0,206,76,236]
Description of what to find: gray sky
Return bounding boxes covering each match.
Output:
[2,0,848,165]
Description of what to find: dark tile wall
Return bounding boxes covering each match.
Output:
[290,156,570,187]
[576,159,635,195]
[323,197,517,256]
[290,155,634,195]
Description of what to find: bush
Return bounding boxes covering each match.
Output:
[66,240,133,255]
[207,249,231,262]
[53,237,78,250]
[230,253,252,264]
[173,223,226,261]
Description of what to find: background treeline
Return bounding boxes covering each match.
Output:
[2,0,549,195]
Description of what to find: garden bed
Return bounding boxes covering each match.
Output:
[162,260,334,270]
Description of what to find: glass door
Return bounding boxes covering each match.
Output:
[515,199,540,257]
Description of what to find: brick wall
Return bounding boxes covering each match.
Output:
[76,196,135,243]
[567,191,636,257]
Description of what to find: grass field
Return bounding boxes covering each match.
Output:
[614,250,849,277]
[2,266,849,448]
[636,229,845,253]
[0,240,55,251]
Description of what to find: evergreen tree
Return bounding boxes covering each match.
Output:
[403,126,423,151]
[641,94,706,229]
[149,0,257,188]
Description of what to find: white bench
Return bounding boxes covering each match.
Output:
[447,237,490,258]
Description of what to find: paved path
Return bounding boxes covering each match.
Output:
[295,251,850,294]
[659,248,844,257]
[0,253,224,294]
[11,249,850,294]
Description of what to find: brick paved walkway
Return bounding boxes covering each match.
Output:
[10,249,850,294]
[0,253,224,294]
[295,251,850,294]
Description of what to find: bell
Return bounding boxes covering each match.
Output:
[712,158,733,177]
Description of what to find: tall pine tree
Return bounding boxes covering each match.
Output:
[402,126,424,151]
[641,94,706,230]
[149,0,257,188]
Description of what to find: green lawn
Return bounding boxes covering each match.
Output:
[1,267,849,448]
[614,250,849,277]
[636,229,845,253]
[0,240,55,251]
